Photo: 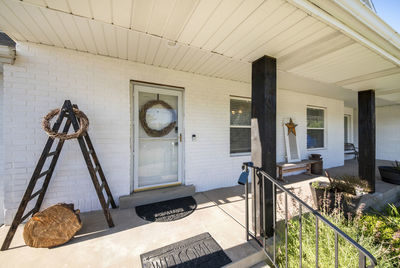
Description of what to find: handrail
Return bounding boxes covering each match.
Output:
[240,162,377,268]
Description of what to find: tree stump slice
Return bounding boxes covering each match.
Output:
[23,203,82,248]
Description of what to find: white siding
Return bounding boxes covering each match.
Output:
[353,105,400,161]
[1,43,345,224]
[376,105,400,161]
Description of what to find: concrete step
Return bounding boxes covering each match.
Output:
[223,248,267,268]
[250,260,270,268]
[119,185,196,209]
[223,239,267,268]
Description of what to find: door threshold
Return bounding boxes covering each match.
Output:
[120,184,195,209]
[133,182,182,193]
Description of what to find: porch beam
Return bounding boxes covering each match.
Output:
[376,88,400,96]
[335,67,400,86]
[358,90,376,193]
[279,32,354,71]
[252,55,276,237]
[287,0,400,66]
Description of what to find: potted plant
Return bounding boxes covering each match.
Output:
[309,181,337,212]
[379,161,400,185]
[310,173,369,213]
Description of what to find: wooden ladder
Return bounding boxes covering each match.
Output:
[1,100,117,251]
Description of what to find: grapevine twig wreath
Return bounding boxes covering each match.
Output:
[42,108,89,140]
[139,100,176,137]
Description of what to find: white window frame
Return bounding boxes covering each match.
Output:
[307,106,327,150]
[344,114,353,143]
[230,96,251,156]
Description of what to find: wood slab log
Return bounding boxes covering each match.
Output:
[23,203,82,248]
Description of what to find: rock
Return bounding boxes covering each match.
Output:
[23,203,82,248]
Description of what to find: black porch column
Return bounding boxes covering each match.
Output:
[252,55,276,237]
[358,90,376,193]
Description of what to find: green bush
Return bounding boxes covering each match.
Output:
[311,175,370,195]
[328,175,370,195]
[361,204,400,262]
[276,204,400,267]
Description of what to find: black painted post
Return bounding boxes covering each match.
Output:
[358,90,375,193]
[252,56,276,237]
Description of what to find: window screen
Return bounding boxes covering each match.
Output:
[230,98,251,154]
[307,108,325,149]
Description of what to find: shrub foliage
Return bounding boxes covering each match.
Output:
[276,203,400,267]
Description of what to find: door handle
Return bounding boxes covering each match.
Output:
[180,133,182,142]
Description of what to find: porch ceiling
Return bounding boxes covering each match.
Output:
[0,0,400,106]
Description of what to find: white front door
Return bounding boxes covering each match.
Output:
[133,83,183,191]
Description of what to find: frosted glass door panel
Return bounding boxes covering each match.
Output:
[138,91,179,188]
[138,140,178,187]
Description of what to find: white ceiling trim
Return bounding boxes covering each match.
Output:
[11,0,400,70]
[287,0,400,67]
[0,0,251,83]
[334,0,400,49]
[335,67,400,87]
[376,88,400,96]
[0,0,399,105]
[278,32,354,70]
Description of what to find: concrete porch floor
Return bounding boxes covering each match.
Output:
[280,159,400,212]
[1,159,398,268]
[325,159,392,179]
[0,189,262,268]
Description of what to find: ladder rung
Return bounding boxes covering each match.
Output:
[1,104,118,251]
[37,169,51,180]
[29,189,43,201]
[47,151,57,157]
[21,208,36,222]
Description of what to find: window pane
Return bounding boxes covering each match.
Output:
[230,128,251,153]
[307,129,324,148]
[230,99,251,126]
[307,108,324,128]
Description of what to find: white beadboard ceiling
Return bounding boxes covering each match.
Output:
[0,0,400,105]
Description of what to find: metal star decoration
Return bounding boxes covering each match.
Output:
[285,118,298,136]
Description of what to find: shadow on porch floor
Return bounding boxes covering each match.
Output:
[1,160,397,267]
[0,188,262,268]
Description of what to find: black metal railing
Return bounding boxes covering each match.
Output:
[240,162,377,268]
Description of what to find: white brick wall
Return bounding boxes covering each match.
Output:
[1,43,346,224]
[277,90,345,168]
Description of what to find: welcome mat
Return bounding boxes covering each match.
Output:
[140,232,232,268]
[135,196,197,222]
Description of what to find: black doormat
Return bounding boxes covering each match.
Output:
[140,232,232,268]
[135,196,197,222]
